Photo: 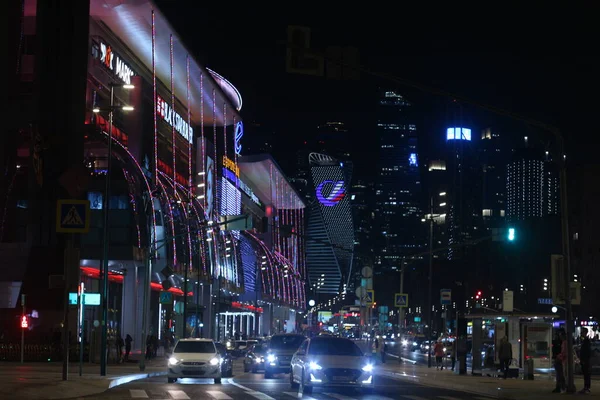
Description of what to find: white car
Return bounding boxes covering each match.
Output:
[290,336,374,394]
[167,338,222,384]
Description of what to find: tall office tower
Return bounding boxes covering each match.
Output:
[479,128,510,228]
[349,180,374,291]
[506,144,559,221]
[305,153,354,295]
[444,127,481,260]
[374,90,424,271]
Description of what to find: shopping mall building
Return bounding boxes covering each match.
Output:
[3,0,306,356]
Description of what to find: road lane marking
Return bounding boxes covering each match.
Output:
[323,393,357,400]
[283,391,317,400]
[206,391,233,400]
[229,381,253,391]
[245,391,275,400]
[129,389,149,398]
[168,390,190,399]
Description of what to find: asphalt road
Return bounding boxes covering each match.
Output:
[81,359,495,400]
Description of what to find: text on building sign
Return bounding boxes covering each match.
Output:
[222,156,240,178]
[222,167,261,206]
[157,96,194,143]
[99,42,135,85]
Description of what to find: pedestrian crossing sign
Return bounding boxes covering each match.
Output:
[394,293,409,308]
[56,199,90,233]
[365,289,375,304]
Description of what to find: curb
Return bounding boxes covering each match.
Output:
[108,371,167,389]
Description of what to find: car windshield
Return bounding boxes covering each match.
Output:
[308,338,363,356]
[269,335,304,350]
[174,341,215,353]
[252,344,266,354]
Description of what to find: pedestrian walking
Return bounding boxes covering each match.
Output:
[371,338,379,364]
[381,341,388,363]
[579,328,591,394]
[499,336,512,379]
[434,341,445,370]
[124,334,132,362]
[552,330,566,393]
[451,341,457,371]
[145,335,152,360]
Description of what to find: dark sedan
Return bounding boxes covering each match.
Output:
[215,342,233,377]
[243,343,268,373]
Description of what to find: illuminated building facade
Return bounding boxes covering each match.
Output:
[374,90,424,272]
[306,153,354,296]
[2,0,305,351]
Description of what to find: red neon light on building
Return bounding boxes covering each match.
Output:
[231,301,263,313]
[157,159,188,187]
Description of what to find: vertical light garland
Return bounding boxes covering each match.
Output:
[222,103,227,216]
[170,35,176,189]
[200,73,206,215]
[212,89,218,278]
[151,9,158,257]
[186,54,193,273]
[232,117,239,189]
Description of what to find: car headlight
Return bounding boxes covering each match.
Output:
[267,354,276,363]
[425,345,430,349]
[226,341,232,348]
[443,347,447,352]
[209,357,220,366]
[308,361,322,370]
[362,364,373,372]
[168,357,180,366]
[402,339,408,346]
[413,342,418,346]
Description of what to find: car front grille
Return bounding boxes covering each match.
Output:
[182,361,206,366]
[324,368,361,382]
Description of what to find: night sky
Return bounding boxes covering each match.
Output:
[156,2,599,175]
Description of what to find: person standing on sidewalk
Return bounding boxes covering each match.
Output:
[434,341,445,370]
[579,328,591,394]
[371,338,379,364]
[381,341,388,364]
[552,330,566,393]
[499,336,512,379]
[451,341,457,371]
[124,334,132,362]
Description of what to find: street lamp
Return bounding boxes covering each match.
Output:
[425,192,446,368]
[94,82,134,376]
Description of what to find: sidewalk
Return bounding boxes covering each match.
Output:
[375,358,597,399]
[0,358,166,399]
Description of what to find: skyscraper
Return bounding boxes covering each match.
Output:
[374,90,424,271]
[506,144,559,221]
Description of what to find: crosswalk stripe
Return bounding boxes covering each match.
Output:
[168,390,190,399]
[129,389,149,398]
[323,393,357,400]
[283,392,317,400]
[206,391,233,400]
[245,391,275,400]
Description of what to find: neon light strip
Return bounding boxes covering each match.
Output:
[151,9,158,257]
[170,35,176,191]
[101,131,157,256]
[122,168,142,248]
[160,172,191,275]
[212,88,217,222]
[200,73,206,215]
[186,54,193,271]
[157,176,177,268]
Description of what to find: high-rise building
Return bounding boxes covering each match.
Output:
[374,90,424,272]
[349,180,374,291]
[305,153,354,295]
[479,128,509,226]
[506,144,559,221]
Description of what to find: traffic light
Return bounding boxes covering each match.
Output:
[21,315,28,329]
[507,228,516,241]
[475,291,482,300]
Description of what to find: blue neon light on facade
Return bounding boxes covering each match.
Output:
[446,127,472,141]
[316,180,346,207]
[234,121,244,155]
[409,153,418,166]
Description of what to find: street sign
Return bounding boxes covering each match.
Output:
[394,293,408,308]
[361,267,373,278]
[502,290,514,312]
[365,289,374,304]
[56,200,90,233]
[160,291,173,304]
[440,289,452,305]
[69,292,101,306]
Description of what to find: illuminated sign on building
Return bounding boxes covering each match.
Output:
[222,156,240,177]
[446,127,472,141]
[409,153,418,166]
[316,180,346,207]
[222,168,262,207]
[99,42,135,85]
[234,121,244,155]
[157,96,194,143]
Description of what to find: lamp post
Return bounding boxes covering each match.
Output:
[424,192,446,368]
[93,83,134,376]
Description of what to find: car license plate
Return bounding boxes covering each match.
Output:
[332,376,347,381]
